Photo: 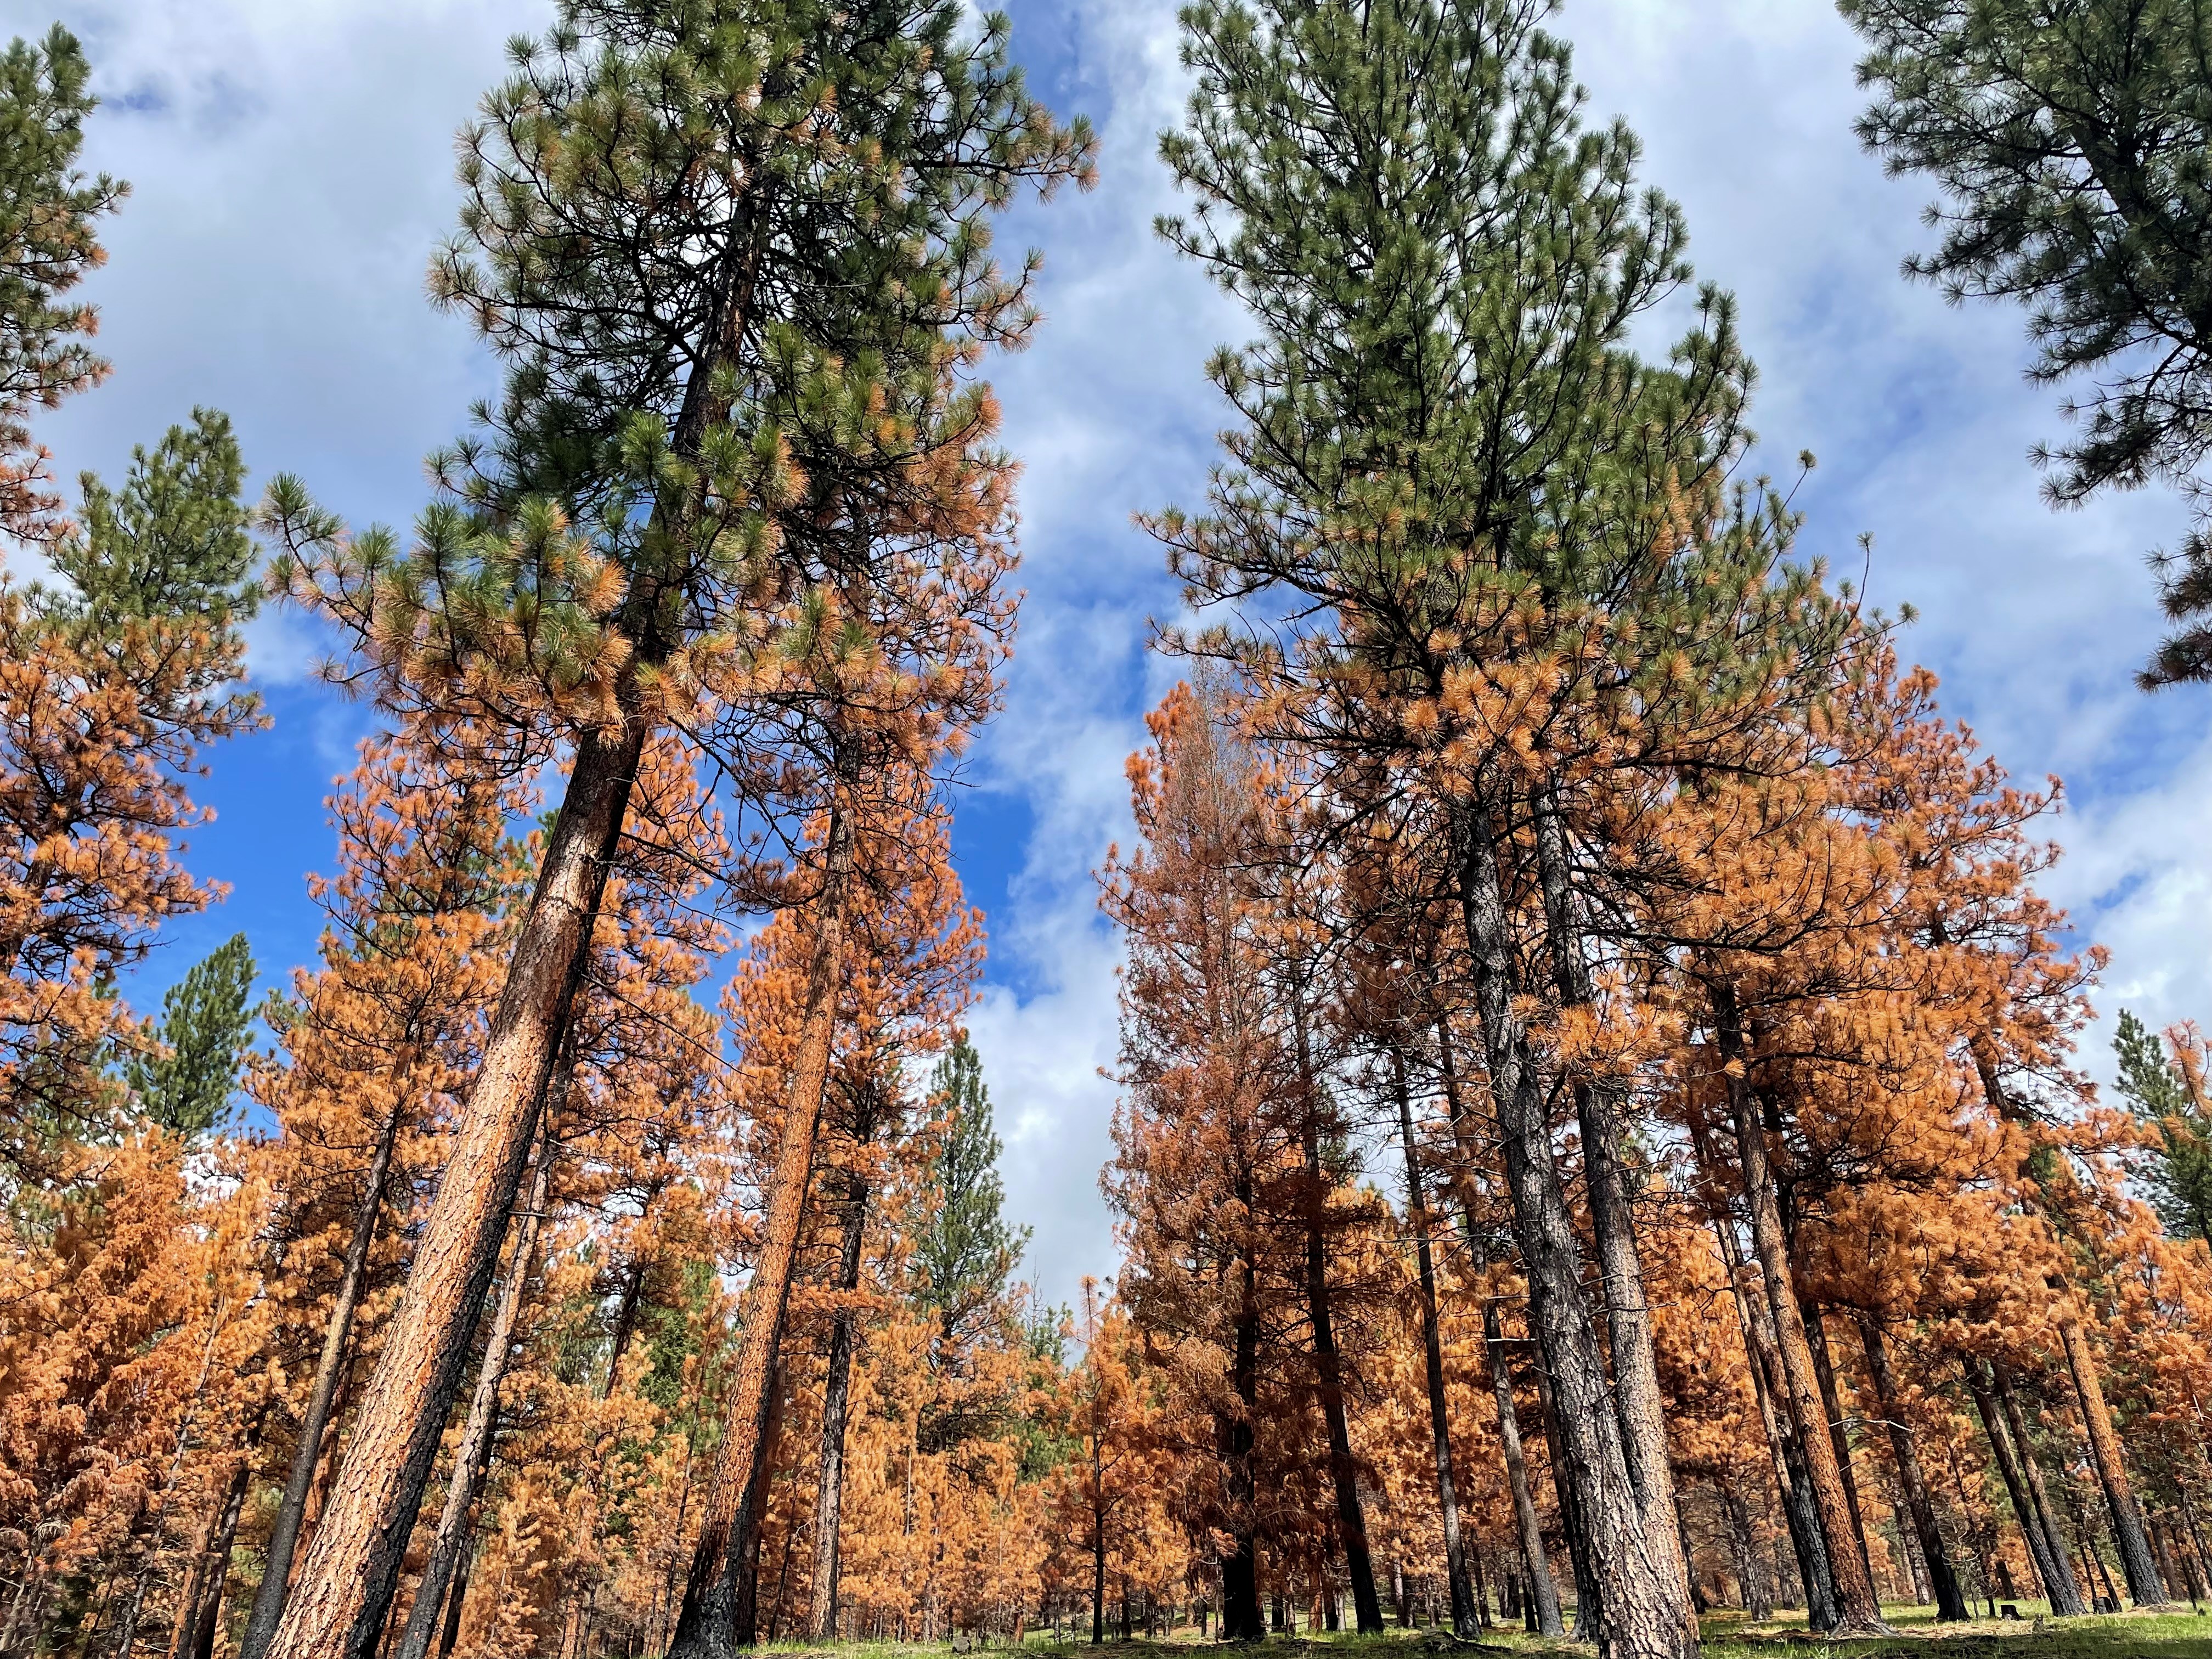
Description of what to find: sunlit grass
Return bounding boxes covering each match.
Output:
[750,1602,2212,1658]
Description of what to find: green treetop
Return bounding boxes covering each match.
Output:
[913,1035,1030,1361]
[0,23,125,539]
[126,932,256,1137]
[2112,1008,2212,1244]
[1842,0,2212,687]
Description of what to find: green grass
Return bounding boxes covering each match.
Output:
[748,1605,2212,1659]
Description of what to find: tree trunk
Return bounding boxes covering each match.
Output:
[241,1096,407,1659]
[1533,1359,1602,1639]
[1532,787,1696,1639]
[730,1355,788,1647]
[1436,1018,1563,1637]
[1285,974,1383,1634]
[668,796,853,1659]
[2057,1314,2165,1605]
[806,1170,871,1640]
[1688,1084,1836,1630]
[174,1412,261,1659]
[394,1122,557,1659]
[1990,1360,2084,1614]
[1389,1044,1477,1637]
[264,714,648,1659]
[1854,1317,1966,1621]
[1716,1482,1772,1621]
[1708,981,1883,1634]
[1803,1308,1876,1596]
[1454,798,1690,1659]
[1220,1193,1265,1642]
[1963,1357,2068,1612]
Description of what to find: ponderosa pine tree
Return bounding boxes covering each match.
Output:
[2114,1011,2212,1244]
[914,1037,1029,1359]
[126,931,255,1137]
[1147,0,1848,1647]
[257,3,1088,1652]
[1839,0,2212,686]
[2,406,261,1176]
[0,24,121,541]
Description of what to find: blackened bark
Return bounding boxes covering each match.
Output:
[1534,1363,1601,1638]
[807,1171,872,1639]
[1389,1045,1476,1635]
[1964,1357,2069,1612]
[1803,1308,1877,1594]
[1688,1102,1836,1630]
[1220,1184,1265,1642]
[182,1419,263,1659]
[1991,1361,2085,1615]
[669,798,853,1658]
[1286,976,1383,1634]
[729,1362,788,1648]
[1456,798,1691,1659]
[1854,1317,1966,1621]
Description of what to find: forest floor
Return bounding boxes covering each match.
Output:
[750,1607,2212,1659]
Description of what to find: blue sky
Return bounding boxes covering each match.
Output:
[9,0,2212,1311]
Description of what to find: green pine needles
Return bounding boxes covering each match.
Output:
[126,933,257,1138]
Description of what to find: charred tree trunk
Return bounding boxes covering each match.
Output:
[1709,981,1883,1634]
[1286,974,1383,1634]
[1716,1482,1772,1620]
[240,1094,407,1659]
[394,1121,558,1659]
[1534,1360,1604,1639]
[1991,1361,2084,1615]
[1454,797,1690,1659]
[177,1409,264,1659]
[730,1361,788,1648]
[1963,1357,2069,1612]
[1220,1181,1266,1642]
[1437,1024,1562,1639]
[1531,788,1695,1638]
[668,798,853,1658]
[1854,1317,1966,1621]
[1390,1043,1477,1636]
[806,1170,872,1640]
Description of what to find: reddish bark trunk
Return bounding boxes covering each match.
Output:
[264,716,648,1659]
[666,799,853,1659]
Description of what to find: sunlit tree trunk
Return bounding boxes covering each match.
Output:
[669,797,853,1658]
[241,1093,406,1659]
[1455,798,1691,1659]
[394,1121,558,1659]
[265,716,649,1659]
[1531,787,1696,1642]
